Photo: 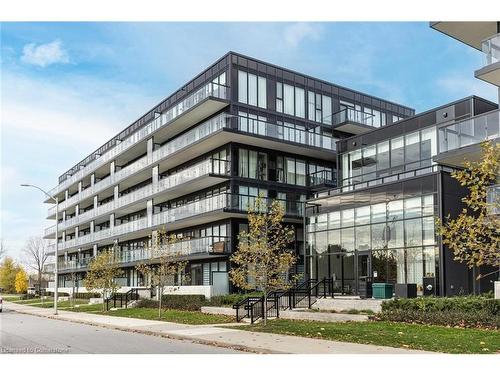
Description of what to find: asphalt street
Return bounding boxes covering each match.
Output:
[0,307,241,354]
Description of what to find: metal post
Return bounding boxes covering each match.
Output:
[54,197,59,315]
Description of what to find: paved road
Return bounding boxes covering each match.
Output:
[0,307,241,354]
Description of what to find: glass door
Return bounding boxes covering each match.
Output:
[356,251,371,296]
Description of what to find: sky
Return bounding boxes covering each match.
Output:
[0,22,498,261]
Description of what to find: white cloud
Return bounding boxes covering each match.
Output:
[21,39,70,67]
[283,23,322,48]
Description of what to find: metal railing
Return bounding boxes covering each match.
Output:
[319,165,453,199]
[233,278,334,323]
[482,32,500,66]
[51,81,229,195]
[438,109,500,154]
[235,116,337,151]
[332,107,375,127]
[308,169,336,187]
[51,158,229,233]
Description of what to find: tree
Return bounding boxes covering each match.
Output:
[0,257,23,294]
[136,229,189,319]
[437,141,500,279]
[14,269,28,294]
[229,195,298,325]
[84,248,121,311]
[22,237,50,294]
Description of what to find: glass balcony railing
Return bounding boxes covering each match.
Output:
[56,193,303,252]
[438,109,500,154]
[58,236,230,271]
[49,113,229,216]
[44,224,56,237]
[235,116,337,151]
[51,158,230,233]
[487,184,500,216]
[308,170,337,187]
[482,33,500,66]
[332,108,375,127]
[49,82,229,197]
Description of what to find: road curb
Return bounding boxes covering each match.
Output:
[5,303,280,354]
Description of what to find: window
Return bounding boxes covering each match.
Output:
[295,87,305,118]
[322,95,332,125]
[377,141,390,172]
[307,91,332,125]
[391,136,404,167]
[284,84,295,115]
[238,148,267,181]
[276,82,283,112]
[238,70,266,108]
[405,131,420,168]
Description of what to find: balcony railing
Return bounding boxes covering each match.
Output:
[482,32,500,66]
[487,184,500,216]
[50,158,230,234]
[308,170,337,187]
[56,193,303,252]
[49,81,229,197]
[438,109,500,154]
[332,108,375,127]
[49,113,229,215]
[315,165,454,199]
[58,256,94,271]
[235,116,337,151]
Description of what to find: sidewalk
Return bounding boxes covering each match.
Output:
[4,301,429,354]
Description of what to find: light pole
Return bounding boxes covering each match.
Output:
[21,184,59,315]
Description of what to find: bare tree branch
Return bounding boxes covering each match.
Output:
[22,236,50,291]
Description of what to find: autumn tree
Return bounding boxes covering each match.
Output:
[84,248,121,311]
[437,141,500,280]
[0,257,23,293]
[15,269,29,294]
[136,229,189,319]
[22,237,50,294]
[229,195,298,325]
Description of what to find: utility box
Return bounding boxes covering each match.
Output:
[372,283,393,299]
[395,283,417,298]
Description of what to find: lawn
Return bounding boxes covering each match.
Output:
[233,319,500,354]
[97,307,235,325]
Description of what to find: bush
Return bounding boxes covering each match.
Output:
[206,292,263,307]
[377,296,500,329]
[136,294,206,311]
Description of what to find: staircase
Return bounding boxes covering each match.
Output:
[105,288,140,310]
[233,278,334,323]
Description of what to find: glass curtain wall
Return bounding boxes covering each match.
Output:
[341,127,437,186]
[307,194,438,294]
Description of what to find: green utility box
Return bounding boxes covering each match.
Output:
[372,283,393,299]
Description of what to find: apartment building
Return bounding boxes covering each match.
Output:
[305,22,500,297]
[43,52,412,297]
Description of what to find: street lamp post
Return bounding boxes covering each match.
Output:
[21,184,59,315]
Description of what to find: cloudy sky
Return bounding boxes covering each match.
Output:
[0,22,497,260]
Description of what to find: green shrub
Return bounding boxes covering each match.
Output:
[136,294,206,311]
[205,292,263,307]
[378,296,499,329]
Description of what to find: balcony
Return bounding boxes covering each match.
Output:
[475,33,500,86]
[487,184,500,216]
[44,158,230,237]
[430,22,499,50]
[331,108,376,135]
[307,170,337,191]
[58,256,94,271]
[47,113,229,218]
[47,81,229,201]
[436,109,500,167]
[54,193,303,253]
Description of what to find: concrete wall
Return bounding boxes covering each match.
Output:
[161,285,213,299]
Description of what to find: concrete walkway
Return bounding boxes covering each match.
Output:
[4,301,429,354]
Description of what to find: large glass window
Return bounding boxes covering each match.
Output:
[238,70,266,109]
[284,84,295,115]
[391,136,404,167]
[295,87,305,118]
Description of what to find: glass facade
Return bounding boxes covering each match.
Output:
[341,126,437,185]
[238,70,267,109]
[307,194,438,294]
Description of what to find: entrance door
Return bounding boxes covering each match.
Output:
[356,251,371,297]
